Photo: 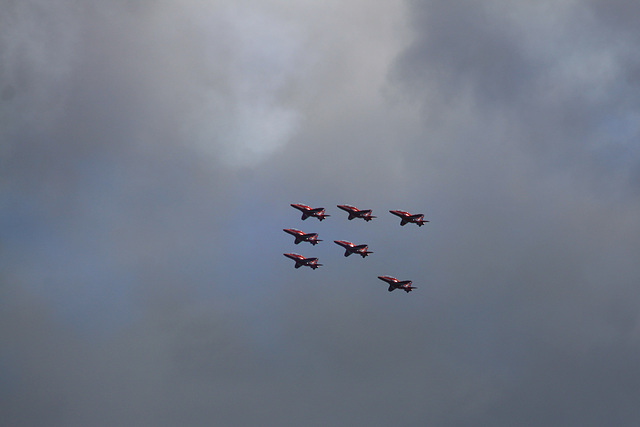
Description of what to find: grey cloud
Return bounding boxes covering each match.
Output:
[395,0,533,107]
[388,1,640,424]
[3,0,640,426]
[393,0,640,196]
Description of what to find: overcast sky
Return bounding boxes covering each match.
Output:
[2,0,640,425]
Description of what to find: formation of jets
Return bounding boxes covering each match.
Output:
[284,203,429,294]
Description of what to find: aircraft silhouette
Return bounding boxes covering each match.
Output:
[389,210,429,227]
[291,203,330,221]
[337,204,376,222]
[284,253,323,270]
[377,276,416,293]
[283,228,322,246]
[334,240,373,258]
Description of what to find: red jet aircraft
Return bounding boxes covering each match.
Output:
[336,204,376,222]
[377,276,417,293]
[334,240,373,258]
[284,253,322,269]
[283,228,322,246]
[290,203,330,221]
[389,210,430,227]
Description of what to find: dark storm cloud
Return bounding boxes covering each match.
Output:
[394,0,640,195]
[388,0,640,425]
[396,0,533,106]
[2,0,640,426]
[0,0,356,424]
[588,0,640,41]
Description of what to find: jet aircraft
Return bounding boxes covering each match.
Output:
[284,253,322,269]
[334,240,373,258]
[336,204,376,222]
[377,275,417,293]
[291,203,330,221]
[389,210,430,227]
[283,228,322,246]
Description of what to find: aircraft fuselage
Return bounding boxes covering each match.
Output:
[337,204,376,222]
[284,253,322,269]
[334,240,373,258]
[291,203,330,221]
[389,210,429,227]
[283,228,322,245]
[377,275,416,293]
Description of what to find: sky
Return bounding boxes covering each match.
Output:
[2,0,640,425]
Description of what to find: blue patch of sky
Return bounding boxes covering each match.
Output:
[22,219,138,338]
[592,111,640,173]
[0,350,21,398]
[1,156,143,339]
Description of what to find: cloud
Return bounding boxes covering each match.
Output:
[2,0,640,425]
[393,0,640,196]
